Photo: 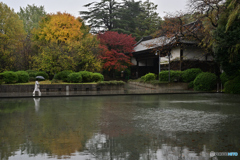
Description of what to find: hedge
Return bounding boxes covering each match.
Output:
[16,71,29,83]
[97,80,125,85]
[1,71,18,84]
[188,81,194,89]
[193,72,217,91]
[26,70,37,81]
[220,72,230,85]
[79,71,93,82]
[224,76,240,94]
[92,73,104,82]
[140,75,146,81]
[54,70,73,82]
[67,73,82,83]
[182,68,202,82]
[159,70,182,82]
[144,73,156,82]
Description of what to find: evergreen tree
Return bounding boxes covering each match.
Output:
[135,0,162,38]
[112,0,142,37]
[80,0,162,39]
[80,0,121,33]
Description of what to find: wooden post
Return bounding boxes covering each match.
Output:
[137,60,139,78]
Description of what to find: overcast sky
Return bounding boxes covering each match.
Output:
[1,0,189,18]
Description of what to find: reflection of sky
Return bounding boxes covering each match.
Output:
[9,150,92,160]
[133,108,228,132]
[83,133,211,160]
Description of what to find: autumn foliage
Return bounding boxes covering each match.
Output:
[34,12,83,45]
[98,31,136,72]
[32,12,102,74]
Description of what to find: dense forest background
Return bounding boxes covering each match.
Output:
[0,0,239,79]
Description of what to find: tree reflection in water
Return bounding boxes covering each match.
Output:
[0,94,240,160]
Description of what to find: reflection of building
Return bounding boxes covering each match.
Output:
[127,21,216,78]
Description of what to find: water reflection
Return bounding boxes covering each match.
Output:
[0,94,239,160]
[134,108,228,132]
[33,98,41,112]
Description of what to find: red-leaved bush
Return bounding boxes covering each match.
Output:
[98,31,136,71]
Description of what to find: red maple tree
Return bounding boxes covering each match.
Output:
[98,31,136,72]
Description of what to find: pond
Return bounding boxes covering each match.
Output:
[0,93,240,160]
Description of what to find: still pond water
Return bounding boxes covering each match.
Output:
[0,93,240,160]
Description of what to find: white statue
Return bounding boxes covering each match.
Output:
[33,81,41,96]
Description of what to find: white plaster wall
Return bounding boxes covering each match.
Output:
[131,57,154,66]
[171,47,180,61]
[171,46,214,61]
[131,57,137,65]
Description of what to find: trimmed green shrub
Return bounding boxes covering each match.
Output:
[2,71,18,84]
[16,71,29,83]
[220,72,230,85]
[159,70,182,82]
[92,73,104,82]
[54,70,73,82]
[182,68,202,82]
[26,70,37,81]
[36,71,49,80]
[140,75,146,81]
[193,72,217,91]
[144,73,156,82]
[67,73,82,83]
[26,70,37,77]
[224,76,240,94]
[79,71,93,82]
[188,81,194,89]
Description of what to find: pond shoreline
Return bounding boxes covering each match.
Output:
[0,82,222,98]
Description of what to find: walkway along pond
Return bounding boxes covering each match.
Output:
[0,82,205,98]
[0,93,240,160]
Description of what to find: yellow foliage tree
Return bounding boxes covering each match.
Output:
[35,12,83,45]
[32,12,102,75]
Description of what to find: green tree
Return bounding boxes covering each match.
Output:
[15,5,46,70]
[80,0,161,39]
[112,0,142,36]
[225,0,240,31]
[0,2,26,72]
[135,0,162,38]
[213,0,240,76]
[17,4,46,35]
[80,0,121,33]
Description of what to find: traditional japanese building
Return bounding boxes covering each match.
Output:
[127,21,216,78]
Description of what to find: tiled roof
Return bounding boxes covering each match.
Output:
[134,36,175,52]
